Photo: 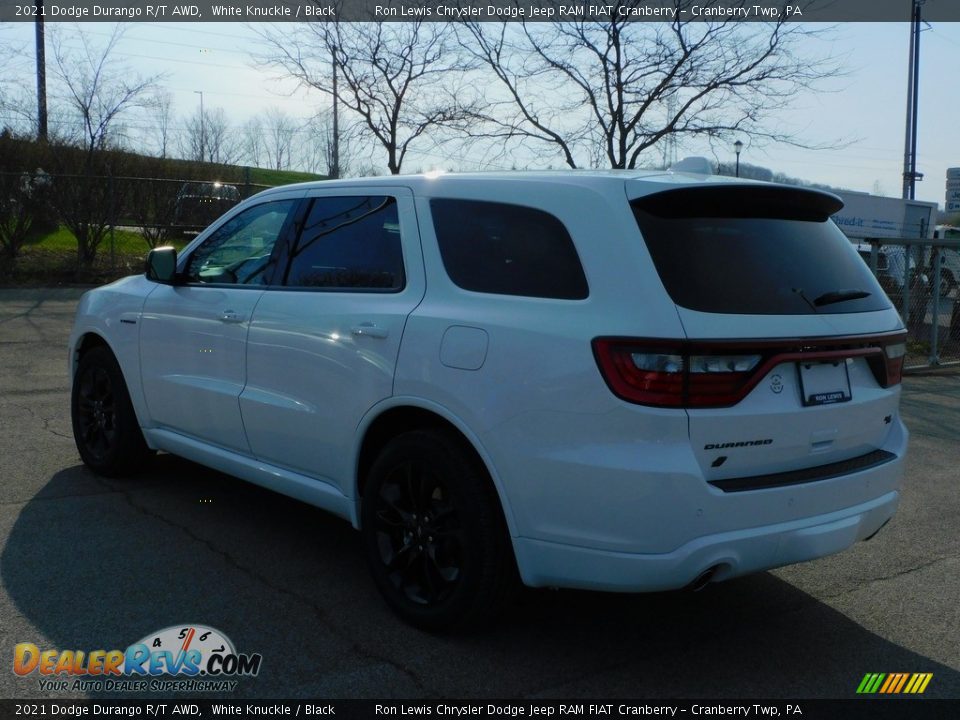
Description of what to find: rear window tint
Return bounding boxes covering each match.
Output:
[430,199,588,300]
[631,188,890,315]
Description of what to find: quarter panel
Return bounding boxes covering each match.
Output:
[68,275,157,431]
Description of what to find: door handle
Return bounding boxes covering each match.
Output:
[351,322,389,339]
[219,310,245,324]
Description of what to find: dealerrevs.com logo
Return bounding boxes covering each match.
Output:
[13,624,262,693]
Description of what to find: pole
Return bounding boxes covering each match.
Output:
[195,91,205,163]
[35,4,48,142]
[331,50,339,179]
[908,1,922,202]
[901,2,916,200]
[902,1,923,200]
[735,151,741,178]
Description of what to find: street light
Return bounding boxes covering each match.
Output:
[734,139,744,178]
[194,90,205,162]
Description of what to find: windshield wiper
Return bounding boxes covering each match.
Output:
[812,289,872,307]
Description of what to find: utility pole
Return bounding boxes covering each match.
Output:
[902,0,924,200]
[194,90,205,162]
[331,48,339,179]
[35,3,48,142]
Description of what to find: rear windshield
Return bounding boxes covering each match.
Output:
[631,186,890,315]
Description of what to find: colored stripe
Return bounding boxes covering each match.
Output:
[857,671,931,694]
[893,673,910,693]
[181,627,196,652]
[869,673,887,693]
[886,673,899,693]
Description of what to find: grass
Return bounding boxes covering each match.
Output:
[0,140,325,285]
[25,225,153,254]
[3,225,188,286]
[247,168,326,186]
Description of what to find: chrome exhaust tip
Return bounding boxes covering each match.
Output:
[687,565,720,592]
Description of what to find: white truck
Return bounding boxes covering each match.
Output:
[830,191,936,240]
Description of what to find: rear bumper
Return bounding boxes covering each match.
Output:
[514,489,899,592]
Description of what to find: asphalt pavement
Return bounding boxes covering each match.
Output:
[1,287,958,700]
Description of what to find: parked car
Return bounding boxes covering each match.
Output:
[934,249,960,297]
[69,172,908,629]
[926,227,960,298]
[173,181,241,230]
[855,243,919,293]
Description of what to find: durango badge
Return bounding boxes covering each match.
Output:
[704,439,774,450]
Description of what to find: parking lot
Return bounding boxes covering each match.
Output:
[1,287,959,700]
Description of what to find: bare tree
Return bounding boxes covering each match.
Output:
[51,26,160,163]
[256,20,479,175]
[148,88,175,158]
[242,117,265,168]
[459,3,842,169]
[263,107,297,171]
[0,22,33,135]
[47,26,160,271]
[0,170,51,272]
[302,109,354,178]
[180,106,241,165]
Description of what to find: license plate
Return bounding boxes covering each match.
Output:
[798,360,851,406]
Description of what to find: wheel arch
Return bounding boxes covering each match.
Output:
[71,328,155,446]
[71,330,113,378]
[353,400,519,538]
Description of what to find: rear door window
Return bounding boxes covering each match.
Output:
[631,186,889,315]
[430,199,589,300]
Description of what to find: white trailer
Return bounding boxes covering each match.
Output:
[830,191,937,240]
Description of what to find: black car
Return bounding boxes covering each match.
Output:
[174,182,241,230]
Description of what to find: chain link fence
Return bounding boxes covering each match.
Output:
[6,169,960,369]
[857,238,960,369]
[1,170,275,278]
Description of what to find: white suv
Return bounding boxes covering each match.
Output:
[69,172,908,629]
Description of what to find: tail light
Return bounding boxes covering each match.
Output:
[593,334,907,409]
[881,342,906,387]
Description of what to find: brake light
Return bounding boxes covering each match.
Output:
[593,340,764,408]
[593,333,907,408]
[883,342,906,387]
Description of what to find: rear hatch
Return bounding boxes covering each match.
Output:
[597,183,906,486]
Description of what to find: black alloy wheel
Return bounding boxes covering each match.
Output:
[373,459,465,606]
[75,363,118,462]
[361,429,516,631]
[940,269,957,298]
[71,345,151,477]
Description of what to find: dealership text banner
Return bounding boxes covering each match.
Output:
[4,0,960,23]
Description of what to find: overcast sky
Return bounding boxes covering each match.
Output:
[2,20,958,208]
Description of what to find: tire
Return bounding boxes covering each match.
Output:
[361,429,516,631]
[71,345,151,477]
[940,270,957,298]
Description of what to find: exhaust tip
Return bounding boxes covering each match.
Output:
[687,565,721,592]
[863,518,891,542]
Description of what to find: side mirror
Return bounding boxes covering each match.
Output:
[145,246,179,284]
